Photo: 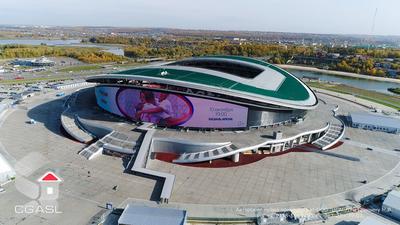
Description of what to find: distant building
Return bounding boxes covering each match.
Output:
[375,62,391,69]
[349,112,400,134]
[382,190,400,221]
[386,69,398,78]
[12,91,35,101]
[11,56,55,67]
[118,204,187,225]
[327,53,340,59]
[301,76,320,82]
[384,58,395,62]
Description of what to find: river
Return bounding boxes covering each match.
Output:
[288,69,400,95]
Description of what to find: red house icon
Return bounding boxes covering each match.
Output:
[37,172,62,200]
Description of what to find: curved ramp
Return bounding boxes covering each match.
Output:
[172,124,330,164]
[79,138,104,160]
[173,143,237,163]
[312,106,346,150]
[79,131,138,160]
[61,109,94,143]
[312,123,345,150]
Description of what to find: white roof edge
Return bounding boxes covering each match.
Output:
[87,74,317,110]
[132,58,318,107]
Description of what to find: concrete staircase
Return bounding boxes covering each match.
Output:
[312,123,345,150]
[173,143,239,163]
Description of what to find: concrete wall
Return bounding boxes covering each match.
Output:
[248,109,307,127]
[0,100,13,115]
[77,117,113,138]
[55,82,92,90]
[383,205,400,221]
[0,103,8,115]
[352,122,400,134]
[152,137,230,154]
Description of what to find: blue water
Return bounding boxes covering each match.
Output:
[0,39,124,56]
[288,69,400,95]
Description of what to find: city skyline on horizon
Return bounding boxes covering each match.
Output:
[3,23,400,38]
[1,0,399,36]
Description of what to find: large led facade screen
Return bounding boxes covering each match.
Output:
[95,86,248,128]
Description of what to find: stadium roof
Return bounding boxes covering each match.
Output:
[383,190,400,210]
[87,56,318,110]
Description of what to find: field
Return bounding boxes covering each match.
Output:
[307,81,400,110]
[57,64,103,72]
[0,76,73,85]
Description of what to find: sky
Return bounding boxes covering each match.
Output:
[1,0,399,36]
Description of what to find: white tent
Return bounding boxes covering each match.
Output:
[359,217,388,225]
[0,153,15,183]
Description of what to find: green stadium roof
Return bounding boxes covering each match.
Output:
[87,56,318,109]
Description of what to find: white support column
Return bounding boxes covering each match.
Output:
[231,153,240,163]
[307,134,312,142]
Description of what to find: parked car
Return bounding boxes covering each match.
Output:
[28,119,36,124]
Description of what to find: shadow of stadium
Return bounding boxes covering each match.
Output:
[72,87,129,123]
[26,88,125,139]
[26,97,67,138]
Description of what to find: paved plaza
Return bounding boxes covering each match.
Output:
[0,87,399,224]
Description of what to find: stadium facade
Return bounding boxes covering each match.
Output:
[87,56,318,129]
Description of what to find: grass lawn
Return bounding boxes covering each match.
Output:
[57,62,143,73]
[307,81,400,111]
[57,64,103,72]
[0,76,73,85]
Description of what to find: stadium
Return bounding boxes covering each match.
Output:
[86,56,318,130]
[75,56,343,166]
[2,55,374,208]
[53,56,346,202]
[63,56,347,202]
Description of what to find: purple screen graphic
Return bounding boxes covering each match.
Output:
[116,88,193,126]
[96,86,248,128]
